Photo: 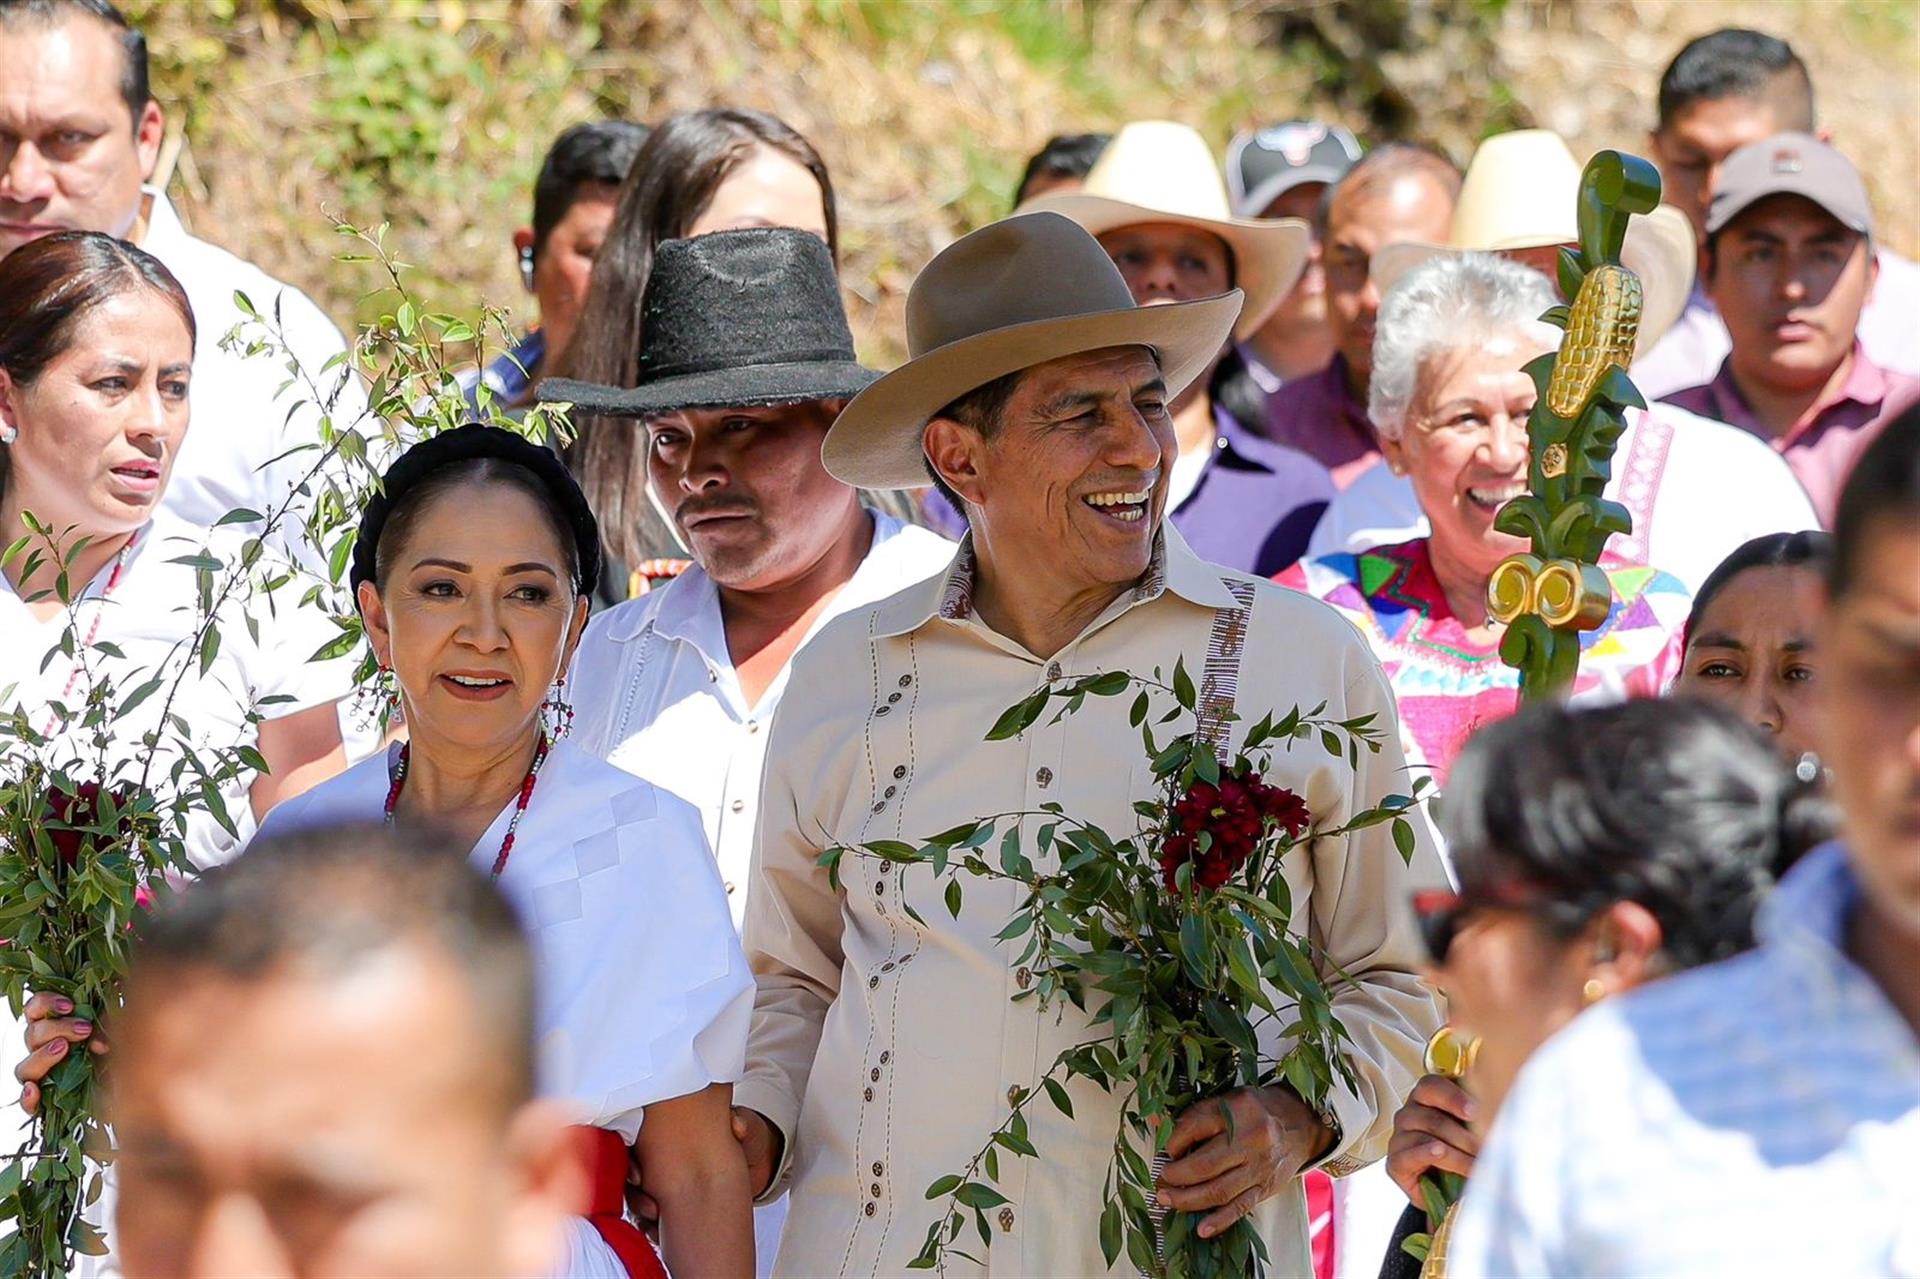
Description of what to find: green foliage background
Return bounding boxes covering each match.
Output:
[125,0,1917,365]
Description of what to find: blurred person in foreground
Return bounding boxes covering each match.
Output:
[1278,253,1689,785]
[1011,130,1109,206]
[727,211,1446,1275]
[461,120,650,412]
[1446,410,1920,1276]
[1225,120,1364,390]
[1665,133,1920,526]
[1310,128,1818,592]
[1017,119,1333,574]
[1263,144,1460,487]
[0,0,365,573]
[1635,27,1920,397]
[107,826,583,1277]
[1672,530,1832,789]
[1377,698,1809,1279]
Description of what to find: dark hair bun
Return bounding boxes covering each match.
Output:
[351,425,603,597]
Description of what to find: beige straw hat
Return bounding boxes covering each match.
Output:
[1017,120,1309,340]
[1370,129,1696,355]
[822,211,1242,490]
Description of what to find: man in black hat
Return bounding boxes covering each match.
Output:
[537,227,953,1274]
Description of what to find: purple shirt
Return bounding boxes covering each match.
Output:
[1634,248,1920,400]
[1666,344,1920,525]
[1172,407,1332,576]
[1261,353,1381,488]
[913,408,1333,576]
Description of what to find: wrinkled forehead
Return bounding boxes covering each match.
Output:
[0,14,135,127]
[1018,344,1165,401]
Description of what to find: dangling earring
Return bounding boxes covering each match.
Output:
[542,676,574,740]
[0,422,15,445]
[1581,978,1606,1005]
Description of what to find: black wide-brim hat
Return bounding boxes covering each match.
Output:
[536,227,879,419]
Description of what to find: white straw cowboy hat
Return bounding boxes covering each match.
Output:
[822,211,1242,490]
[1017,120,1309,340]
[1370,129,1696,355]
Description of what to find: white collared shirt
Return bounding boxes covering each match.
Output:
[1449,842,1920,1278]
[1305,401,1821,590]
[568,512,955,927]
[140,191,371,576]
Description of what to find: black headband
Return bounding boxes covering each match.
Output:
[349,424,603,598]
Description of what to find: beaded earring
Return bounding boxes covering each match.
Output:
[542,676,575,740]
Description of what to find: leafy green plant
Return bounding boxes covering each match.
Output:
[822,663,1428,1278]
[0,223,565,1274]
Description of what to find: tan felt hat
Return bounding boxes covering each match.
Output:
[1369,129,1696,356]
[1016,119,1309,340]
[822,211,1242,491]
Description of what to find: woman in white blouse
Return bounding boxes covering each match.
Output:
[0,230,348,867]
[257,425,754,1278]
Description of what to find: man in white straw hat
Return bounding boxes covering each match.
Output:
[1307,129,1818,593]
[731,210,1446,1276]
[1018,119,1334,575]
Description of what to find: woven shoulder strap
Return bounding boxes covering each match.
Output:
[1193,578,1258,757]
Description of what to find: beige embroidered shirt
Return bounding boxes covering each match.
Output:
[737,527,1448,1277]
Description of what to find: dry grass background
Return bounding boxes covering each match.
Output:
[129,0,1918,367]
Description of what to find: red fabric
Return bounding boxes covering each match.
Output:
[1306,1168,1336,1279]
[574,1126,669,1279]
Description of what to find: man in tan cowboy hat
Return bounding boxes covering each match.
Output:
[730,210,1446,1276]
[1015,119,1334,576]
[1309,128,1818,592]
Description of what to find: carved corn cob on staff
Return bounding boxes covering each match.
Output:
[1489,151,1664,702]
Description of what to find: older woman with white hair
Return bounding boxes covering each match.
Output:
[1277,253,1690,784]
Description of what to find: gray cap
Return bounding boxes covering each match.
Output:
[1707,132,1874,237]
[1226,121,1363,218]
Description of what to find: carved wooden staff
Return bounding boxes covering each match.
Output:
[1488,151,1663,703]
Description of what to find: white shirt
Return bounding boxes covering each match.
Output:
[569,512,954,928]
[1632,250,1920,401]
[141,191,371,576]
[0,512,349,868]
[1305,401,1821,591]
[1448,843,1920,1278]
[256,737,753,1279]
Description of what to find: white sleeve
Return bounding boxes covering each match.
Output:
[239,562,357,719]
[538,781,752,1141]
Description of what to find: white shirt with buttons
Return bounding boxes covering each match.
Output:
[568,512,955,929]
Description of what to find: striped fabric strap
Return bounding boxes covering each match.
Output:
[1151,576,1258,1272]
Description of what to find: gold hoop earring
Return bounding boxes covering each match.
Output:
[1581,978,1606,1005]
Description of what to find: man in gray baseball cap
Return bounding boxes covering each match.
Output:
[1226,121,1364,390]
[1667,133,1920,523]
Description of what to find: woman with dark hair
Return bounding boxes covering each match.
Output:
[19,424,757,1276]
[0,230,346,866]
[1376,698,1821,1278]
[1672,530,1832,770]
[557,108,837,590]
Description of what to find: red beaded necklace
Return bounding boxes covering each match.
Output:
[383,734,551,880]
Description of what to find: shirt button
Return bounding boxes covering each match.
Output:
[892,765,907,780]
[873,1161,885,1177]
[871,1182,882,1197]
[1046,661,1062,681]
[747,721,760,734]
[730,799,746,813]
[864,1087,875,1102]
[871,1067,882,1081]
[999,1207,1016,1232]
[1015,967,1032,989]
[1035,766,1053,788]
[864,1201,877,1217]
[725,881,736,895]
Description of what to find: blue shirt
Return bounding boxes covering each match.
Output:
[458,328,547,412]
[1450,842,1920,1277]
